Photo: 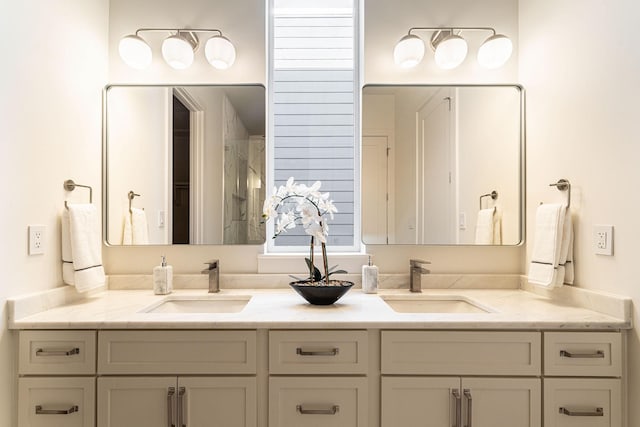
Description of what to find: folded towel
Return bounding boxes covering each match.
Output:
[62,204,105,292]
[122,208,149,245]
[556,211,574,286]
[528,204,565,287]
[475,208,496,244]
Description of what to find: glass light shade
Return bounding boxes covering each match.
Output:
[205,35,236,69]
[433,34,468,69]
[477,34,513,69]
[162,35,195,69]
[118,35,152,70]
[393,34,425,68]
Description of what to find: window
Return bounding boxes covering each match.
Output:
[268,0,360,252]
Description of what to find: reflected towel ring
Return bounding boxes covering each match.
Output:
[128,191,141,213]
[479,190,498,209]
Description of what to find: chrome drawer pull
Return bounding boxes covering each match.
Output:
[178,387,186,427]
[463,389,472,427]
[560,350,605,358]
[35,347,80,357]
[296,347,339,356]
[35,405,78,415]
[296,404,339,415]
[559,407,604,417]
[451,389,461,427]
[167,387,176,427]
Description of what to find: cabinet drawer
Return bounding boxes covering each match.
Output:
[270,330,368,374]
[544,378,621,427]
[19,331,96,375]
[98,330,256,374]
[18,377,95,427]
[544,332,622,377]
[269,377,367,427]
[381,331,541,375]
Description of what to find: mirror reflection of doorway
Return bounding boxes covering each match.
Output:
[172,96,190,244]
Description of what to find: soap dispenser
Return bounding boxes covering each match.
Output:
[362,256,378,294]
[153,256,173,295]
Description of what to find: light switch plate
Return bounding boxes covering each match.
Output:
[593,225,613,256]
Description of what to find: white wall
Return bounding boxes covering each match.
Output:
[518,0,640,424]
[457,87,520,244]
[0,1,109,424]
[106,87,169,244]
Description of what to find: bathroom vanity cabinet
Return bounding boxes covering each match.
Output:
[17,329,624,427]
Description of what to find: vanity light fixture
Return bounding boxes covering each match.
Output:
[393,27,512,70]
[118,28,237,70]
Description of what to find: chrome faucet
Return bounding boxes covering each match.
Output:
[202,260,220,293]
[409,259,431,293]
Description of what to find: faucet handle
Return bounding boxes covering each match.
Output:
[410,259,431,266]
[204,260,219,270]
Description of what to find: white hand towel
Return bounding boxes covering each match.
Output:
[61,209,75,285]
[493,208,503,245]
[122,208,149,245]
[475,208,495,244]
[63,204,105,292]
[560,212,574,285]
[528,204,565,287]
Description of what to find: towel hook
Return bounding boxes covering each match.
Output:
[63,179,93,209]
[479,190,498,209]
[549,179,571,208]
[128,191,141,213]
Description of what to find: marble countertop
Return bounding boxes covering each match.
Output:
[8,285,632,330]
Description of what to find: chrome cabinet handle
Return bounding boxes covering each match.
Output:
[463,389,472,427]
[296,404,339,415]
[296,347,339,356]
[559,407,604,416]
[167,387,176,427]
[560,350,605,358]
[35,347,80,356]
[178,387,186,427]
[451,389,461,427]
[35,405,78,415]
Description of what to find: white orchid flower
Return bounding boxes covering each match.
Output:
[275,211,296,235]
[304,222,326,243]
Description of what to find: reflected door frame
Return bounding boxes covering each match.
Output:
[362,130,395,244]
[172,88,205,244]
[416,88,458,244]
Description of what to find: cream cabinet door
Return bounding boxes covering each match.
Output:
[179,377,257,427]
[461,378,541,427]
[97,377,176,427]
[270,377,368,427]
[18,377,95,427]
[381,377,461,427]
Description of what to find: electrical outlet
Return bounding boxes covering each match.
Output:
[28,225,45,255]
[593,225,613,256]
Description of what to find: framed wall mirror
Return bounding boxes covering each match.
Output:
[362,84,524,245]
[104,84,266,245]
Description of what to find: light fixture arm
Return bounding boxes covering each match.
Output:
[133,28,225,52]
[406,26,497,37]
[134,28,224,37]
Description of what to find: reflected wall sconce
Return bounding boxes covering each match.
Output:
[119,28,236,70]
[394,27,512,70]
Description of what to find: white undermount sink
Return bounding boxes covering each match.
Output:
[381,295,494,314]
[140,296,251,314]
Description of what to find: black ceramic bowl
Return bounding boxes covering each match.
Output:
[289,280,354,305]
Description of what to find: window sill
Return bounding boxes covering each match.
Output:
[257,253,369,274]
